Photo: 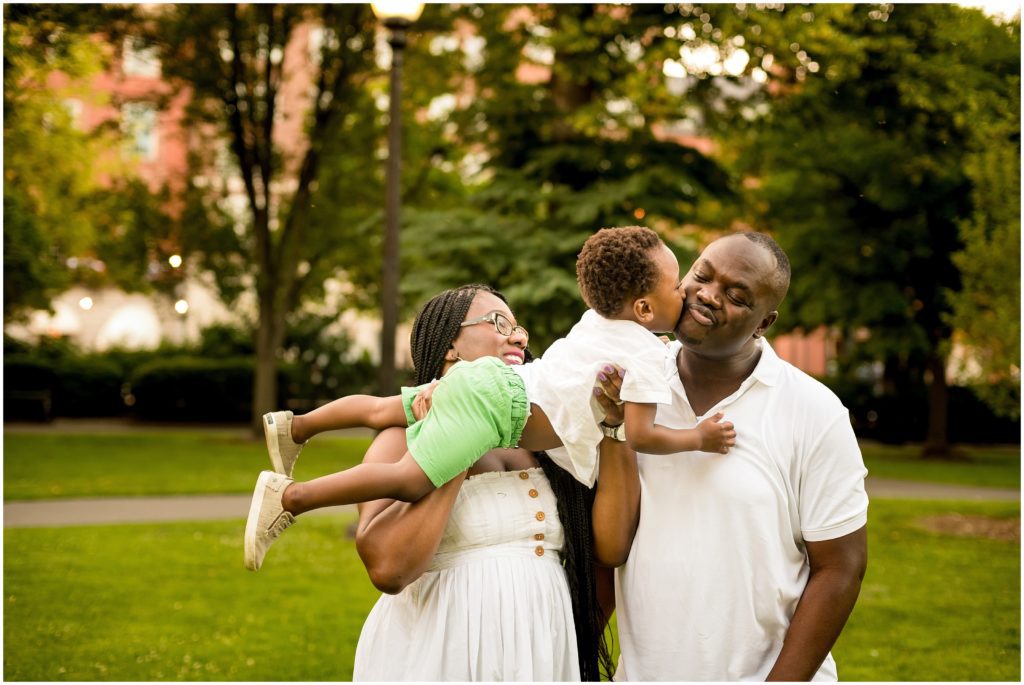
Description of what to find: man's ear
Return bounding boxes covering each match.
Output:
[445,347,459,362]
[632,298,653,323]
[752,311,778,339]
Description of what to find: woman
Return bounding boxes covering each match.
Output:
[349,284,639,681]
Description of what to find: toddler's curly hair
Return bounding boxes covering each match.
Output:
[576,226,664,317]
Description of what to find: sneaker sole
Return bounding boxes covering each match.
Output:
[262,413,287,475]
[243,470,275,571]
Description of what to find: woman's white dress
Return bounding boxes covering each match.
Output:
[353,467,579,681]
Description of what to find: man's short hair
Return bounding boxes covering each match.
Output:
[577,226,664,317]
[738,231,790,308]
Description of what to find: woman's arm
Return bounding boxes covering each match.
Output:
[592,433,641,567]
[590,367,641,567]
[354,427,467,594]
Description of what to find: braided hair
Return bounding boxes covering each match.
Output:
[409,284,504,384]
[408,285,613,681]
[537,453,614,680]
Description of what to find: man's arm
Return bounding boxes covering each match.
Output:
[766,526,868,681]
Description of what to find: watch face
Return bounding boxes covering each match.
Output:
[602,423,624,440]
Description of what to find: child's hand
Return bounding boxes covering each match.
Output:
[411,380,440,421]
[696,412,736,454]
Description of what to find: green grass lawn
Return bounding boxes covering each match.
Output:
[4,431,1020,500]
[4,500,1019,681]
[4,514,378,681]
[3,431,370,499]
[832,499,1019,681]
[861,442,1020,489]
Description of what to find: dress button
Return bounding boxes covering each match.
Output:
[535,546,545,557]
[518,472,529,480]
[534,533,545,541]
[528,488,539,498]
[535,511,545,521]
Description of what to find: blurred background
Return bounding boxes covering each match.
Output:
[3,2,1020,681]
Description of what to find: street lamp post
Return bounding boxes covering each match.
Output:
[372,1,423,396]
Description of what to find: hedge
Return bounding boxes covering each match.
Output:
[3,356,57,422]
[129,356,269,422]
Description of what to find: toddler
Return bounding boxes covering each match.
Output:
[245,226,735,570]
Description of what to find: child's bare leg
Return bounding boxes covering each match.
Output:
[283,452,435,514]
[291,395,407,443]
[290,399,347,443]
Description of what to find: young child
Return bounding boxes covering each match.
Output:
[245,226,735,570]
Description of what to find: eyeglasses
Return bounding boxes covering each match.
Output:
[460,311,529,340]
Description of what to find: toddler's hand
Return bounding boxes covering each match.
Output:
[411,380,440,421]
[696,412,736,454]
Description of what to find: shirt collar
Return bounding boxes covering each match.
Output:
[749,338,783,387]
[665,338,784,389]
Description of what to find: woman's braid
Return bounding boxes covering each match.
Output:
[538,455,613,681]
[409,284,507,384]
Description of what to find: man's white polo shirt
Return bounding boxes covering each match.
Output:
[614,339,869,681]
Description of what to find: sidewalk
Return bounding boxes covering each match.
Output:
[3,477,1018,528]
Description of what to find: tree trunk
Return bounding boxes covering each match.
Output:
[922,351,952,458]
[251,288,286,437]
[252,316,275,437]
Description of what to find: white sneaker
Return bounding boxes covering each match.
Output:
[263,411,304,477]
[244,470,296,571]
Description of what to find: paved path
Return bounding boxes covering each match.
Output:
[3,477,1017,528]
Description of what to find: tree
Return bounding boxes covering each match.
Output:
[145,4,466,432]
[401,4,734,352]
[946,84,1021,419]
[708,4,1020,456]
[3,5,180,322]
[4,6,113,320]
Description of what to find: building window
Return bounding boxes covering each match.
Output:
[121,102,159,161]
[123,38,161,77]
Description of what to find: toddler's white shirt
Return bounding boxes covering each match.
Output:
[515,309,673,486]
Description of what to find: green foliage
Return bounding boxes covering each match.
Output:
[3,355,57,421]
[821,376,1020,445]
[722,5,1019,360]
[53,356,124,417]
[945,85,1021,419]
[129,356,261,421]
[398,4,736,351]
[3,8,109,319]
[280,314,381,409]
[690,4,1021,453]
[2,6,184,319]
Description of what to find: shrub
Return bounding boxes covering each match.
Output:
[130,357,258,422]
[54,356,125,417]
[822,377,1020,445]
[3,355,56,421]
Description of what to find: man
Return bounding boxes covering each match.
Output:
[607,232,869,681]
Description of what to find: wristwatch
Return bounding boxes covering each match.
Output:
[599,421,626,442]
